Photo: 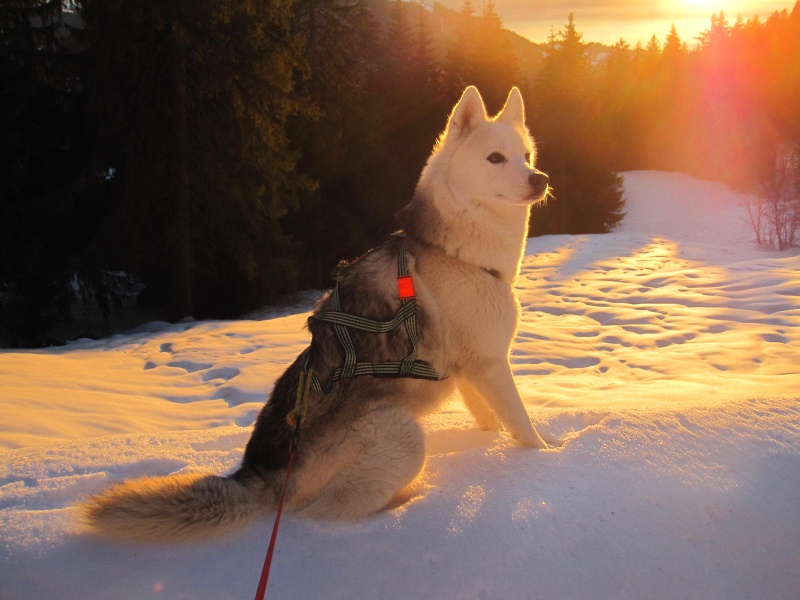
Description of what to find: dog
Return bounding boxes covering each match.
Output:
[82,86,552,541]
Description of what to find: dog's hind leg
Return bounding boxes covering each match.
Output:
[294,406,425,521]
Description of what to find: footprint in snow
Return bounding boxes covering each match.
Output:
[201,367,241,383]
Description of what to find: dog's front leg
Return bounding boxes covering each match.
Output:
[465,361,548,449]
[459,379,503,431]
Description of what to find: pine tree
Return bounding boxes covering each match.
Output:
[651,24,690,172]
[385,0,414,92]
[443,0,478,97]
[376,0,448,199]
[597,38,637,169]
[0,0,99,345]
[444,0,520,113]
[645,34,661,55]
[529,13,625,236]
[411,2,439,95]
[381,0,417,130]
[80,0,313,318]
[663,23,684,58]
[289,0,399,288]
[698,11,731,49]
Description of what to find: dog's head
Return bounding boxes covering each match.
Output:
[426,86,549,207]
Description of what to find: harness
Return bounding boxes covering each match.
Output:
[289,237,445,427]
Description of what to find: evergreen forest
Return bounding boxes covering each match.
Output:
[2,0,799,346]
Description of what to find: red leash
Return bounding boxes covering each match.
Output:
[253,439,297,600]
[254,368,312,599]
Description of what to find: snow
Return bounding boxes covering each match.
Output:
[2,170,799,600]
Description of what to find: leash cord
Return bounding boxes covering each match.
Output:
[253,431,298,600]
[254,366,311,599]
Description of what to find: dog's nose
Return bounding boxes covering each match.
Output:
[529,170,549,195]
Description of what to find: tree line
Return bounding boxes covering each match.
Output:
[2,0,798,346]
[599,9,800,190]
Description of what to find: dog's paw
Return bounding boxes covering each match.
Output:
[512,429,549,449]
[541,433,564,448]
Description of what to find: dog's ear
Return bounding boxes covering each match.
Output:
[496,87,526,128]
[447,86,488,136]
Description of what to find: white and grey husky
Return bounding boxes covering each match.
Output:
[83,86,553,541]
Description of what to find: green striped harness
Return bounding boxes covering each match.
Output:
[289,238,446,426]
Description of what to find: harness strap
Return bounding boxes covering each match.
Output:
[307,359,442,394]
[286,367,313,428]
[308,238,445,392]
[311,299,416,332]
[329,285,358,379]
[397,242,418,375]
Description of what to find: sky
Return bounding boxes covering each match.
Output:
[437,1,797,45]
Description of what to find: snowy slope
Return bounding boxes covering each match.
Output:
[1,171,799,600]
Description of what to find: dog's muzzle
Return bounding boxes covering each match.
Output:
[529,170,550,199]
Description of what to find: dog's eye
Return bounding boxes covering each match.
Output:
[487,152,506,164]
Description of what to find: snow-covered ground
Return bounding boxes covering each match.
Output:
[2,171,799,600]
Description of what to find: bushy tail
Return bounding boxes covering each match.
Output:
[81,472,268,543]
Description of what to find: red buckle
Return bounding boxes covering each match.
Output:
[397,275,415,300]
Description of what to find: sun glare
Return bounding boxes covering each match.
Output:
[680,0,716,7]
[674,0,761,14]
[673,0,736,15]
